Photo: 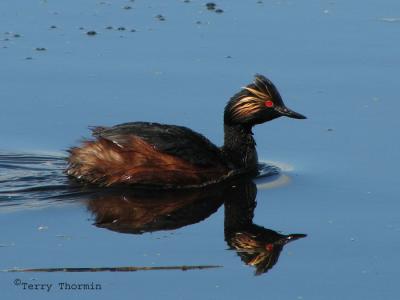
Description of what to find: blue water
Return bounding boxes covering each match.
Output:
[1,0,400,299]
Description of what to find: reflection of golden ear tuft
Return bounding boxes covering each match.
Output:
[232,233,261,250]
[248,252,270,267]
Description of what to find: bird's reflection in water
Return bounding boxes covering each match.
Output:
[85,179,306,275]
[87,185,225,234]
[224,182,306,275]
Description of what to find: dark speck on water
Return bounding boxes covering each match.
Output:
[105,26,113,30]
[206,2,216,10]
[13,34,21,38]
[50,25,57,29]
[156,14,166,21]
[86,30,97,36]
[117,27,126,31]
[35,47,46,51]
[123,6,132,10]
[205,3,223,14]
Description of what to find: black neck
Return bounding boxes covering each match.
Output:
[222,124,258,170]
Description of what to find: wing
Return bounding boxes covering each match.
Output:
[91,122,226,167]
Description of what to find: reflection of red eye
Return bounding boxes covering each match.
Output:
[266,244,274,252]
[264,100,274,107]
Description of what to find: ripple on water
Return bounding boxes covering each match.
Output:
[0,152,76,210]
[256,161,292,190]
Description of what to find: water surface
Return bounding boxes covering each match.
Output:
[1,0,400,299]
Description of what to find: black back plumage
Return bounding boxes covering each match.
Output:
[91,122,226,167]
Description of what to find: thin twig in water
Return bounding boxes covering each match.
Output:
[3,265,222,272]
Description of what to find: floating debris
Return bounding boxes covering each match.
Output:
[13,34,21,38]
[6,265,222,273]
[130,29,136,32]
[123,6,132,10]
[25,57,33,60]
[156,14,166,21]
[105,26,113,30]
[86,30,97,36]
[55,235,71,240]
[50,25,57,29]
[206,3,223,14]
[206,2,216,10]
[117,26,126,31]
[37,225,48,231]
[379,17,400,23]
[35,47,46,51]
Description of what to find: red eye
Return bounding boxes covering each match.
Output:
[264,100,274,107]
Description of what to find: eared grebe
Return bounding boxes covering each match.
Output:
[67,74,306,188]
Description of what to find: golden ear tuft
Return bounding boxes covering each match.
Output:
[243,87,269,100]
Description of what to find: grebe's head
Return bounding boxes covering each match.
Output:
[224,74,306,126]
